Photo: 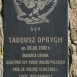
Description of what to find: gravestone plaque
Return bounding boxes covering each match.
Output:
[3,0,68,77]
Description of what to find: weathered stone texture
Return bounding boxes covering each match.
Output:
[69,0,77,77]
[0,0,3,77]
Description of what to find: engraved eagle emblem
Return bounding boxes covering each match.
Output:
[13,0,58,24]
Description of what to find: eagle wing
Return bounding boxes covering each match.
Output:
[39,0,55,15]
[45,0,54,5]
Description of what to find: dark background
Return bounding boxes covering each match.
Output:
[3,0,68,77]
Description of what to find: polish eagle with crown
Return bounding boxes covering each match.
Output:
[14,0,58,24]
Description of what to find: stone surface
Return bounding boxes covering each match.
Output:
[69,8,77,44]
[0,0,3,77]
[0,0,77,77]
[69,0,77,77]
